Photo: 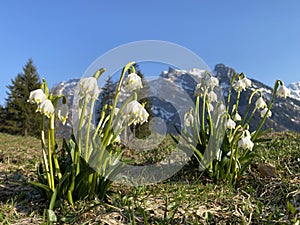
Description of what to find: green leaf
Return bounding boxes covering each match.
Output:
[47,209,57,222]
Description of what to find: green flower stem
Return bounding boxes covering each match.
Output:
[67,96,89,204]
[84,98,96,161]
[93,104,108,140]
[40,116,52,189]
[50,114,62,179]
[242,89,261,126]
[102,62,135,149]
[252,80,281,141]
[226,73,237,113]
[47,125,55,191]
[201,91,207,144]
[195,96,202,145]
[235,91,241,114]
[245,108,256,126]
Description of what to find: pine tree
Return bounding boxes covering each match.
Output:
[96,76,117,121]
[5,59,42,136]
[0,104,7,133]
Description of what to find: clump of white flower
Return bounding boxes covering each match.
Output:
[255,97,267,109]
[28,89,47,104]
[123,100,149,126]
[276,85,290,99]
[260,108,272,118]
[125,73,143,91]
[238,130,254,150]
[79,77,100,100]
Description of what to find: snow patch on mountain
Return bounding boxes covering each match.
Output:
[288,82,300,101]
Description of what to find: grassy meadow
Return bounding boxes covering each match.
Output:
[0,131,299,224]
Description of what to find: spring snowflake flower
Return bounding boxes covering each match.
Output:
[205,76,219,88]
[37,99,54,118]
[194,83,205,97]
[125,73,143,91]
[123,100,149,126]
[234,80,247,92]
[234,112,242,121]
[276,85,290,99]
[79,77,100,100]
[207,91,218,102]
[238,130,254,150]
[184,112,194,127]
[255,97,267,109]
[226,118,236,129]
[56,104,69,125]
[241,77,252,88]
[28,89,47,104]
[260,108,272,118]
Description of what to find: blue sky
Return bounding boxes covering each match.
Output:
[1,0,300,105]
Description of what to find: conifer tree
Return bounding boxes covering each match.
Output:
[96,76,116,121]
[0,104,7,133]
[5,59,42,136]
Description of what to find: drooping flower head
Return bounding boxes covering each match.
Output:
[260,108,272,118]
[234,80,247,92]
[205,76,219,89]
[28,89,47,104]
[125,73,143,91]
[255,97,267,109]
[123,100,149,126]
[241,77,252,88]
[226,118,236,129]
[79,77,100,100]
[238,130,254,150]
[276,85,290,99]
[37,99,55,118]
[207,91,218,102]
[184,111,194,127]
[56,104,69,125]
[233,112,242,121]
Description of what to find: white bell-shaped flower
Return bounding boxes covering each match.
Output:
[56,104,69,125]
[123,100,149,126]
[125,73,143,91]
[207,91,218,102]
[194,83,205,97]
[79,77,100,100]
[234,80,246,92]
[234,112,242,121]
[205,76,219,88]
[276,85,290,99]
[241,77,252,88]
[260,108,272,118]
[255,97,267,109]
[37,99,54,118]
[184,111,194,127]
[238,130,254,150]
[226,118,236,129]
[28,89,47,104]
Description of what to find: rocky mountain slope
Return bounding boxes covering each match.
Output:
[52,64,300,135]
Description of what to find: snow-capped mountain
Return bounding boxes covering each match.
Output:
[52,64,300,135]
[288,82,300,101]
